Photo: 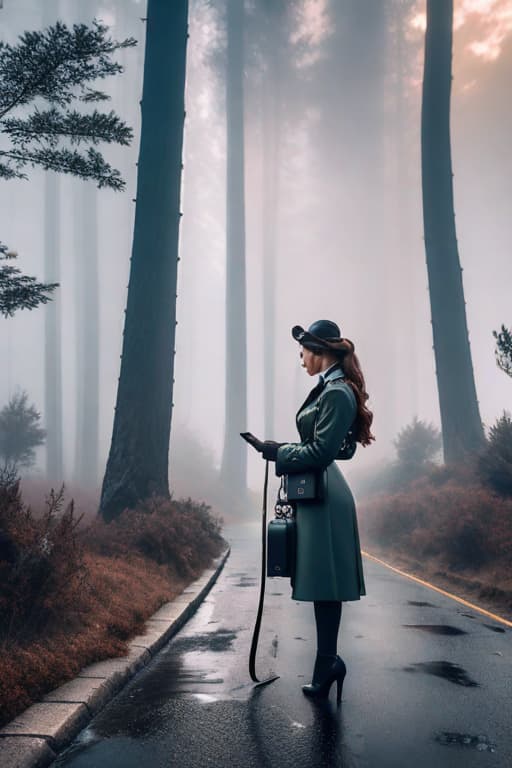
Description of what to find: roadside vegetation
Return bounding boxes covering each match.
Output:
[357,414,512,618]
[0,476,226,727]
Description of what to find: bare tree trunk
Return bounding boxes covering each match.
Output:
[322,1,391,439]
[99,0,188,521]
[71,2,100,490]
[391,0,420,420]
[74,180,99,488]
[421,0,484,462]
[44,0,63,485]
[44,169,63,484]
[261,2,284,441]
[220,0,247,496]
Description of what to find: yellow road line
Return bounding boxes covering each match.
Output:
[361,549,512,629]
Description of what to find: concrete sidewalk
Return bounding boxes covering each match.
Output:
[0,546,231,768]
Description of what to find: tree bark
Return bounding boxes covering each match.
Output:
[220,0,248,495]
[421,0,484,462]
[99,0,188,521]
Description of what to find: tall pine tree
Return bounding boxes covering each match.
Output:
[71,0,100,490]
[421,0,484,462]
[99,0,189,521]
[220,0,248,498]
[43,0,63,486]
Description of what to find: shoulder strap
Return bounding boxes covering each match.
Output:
[249,460,280,687]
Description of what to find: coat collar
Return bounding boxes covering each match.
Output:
[319,362,345,384]
[297,364,345,418]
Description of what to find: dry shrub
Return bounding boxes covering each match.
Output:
[0,552,177,725]
[359,473,512,572]
[0,481,87,645]
[0,479,227,727]
[19,474,100,525]
[84,495,225,579]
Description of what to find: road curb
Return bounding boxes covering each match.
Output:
[0,545,231,768]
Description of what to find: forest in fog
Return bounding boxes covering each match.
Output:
[1,0,511,514]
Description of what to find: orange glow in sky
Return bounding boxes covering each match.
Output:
[410,0,512,61]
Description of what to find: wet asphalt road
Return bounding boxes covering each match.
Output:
[52,522,511,768]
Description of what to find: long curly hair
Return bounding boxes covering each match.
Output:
[307,337,375,447]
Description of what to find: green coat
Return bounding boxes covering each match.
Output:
[275,371,366,602]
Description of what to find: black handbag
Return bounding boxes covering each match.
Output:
[267,478,296,578]
[284,469,325,501]
[282,427,356,503]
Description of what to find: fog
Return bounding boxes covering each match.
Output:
[1,0,511,511]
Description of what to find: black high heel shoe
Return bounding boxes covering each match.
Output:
[301,654,347,704]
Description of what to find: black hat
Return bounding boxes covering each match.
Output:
[292,320,345,354]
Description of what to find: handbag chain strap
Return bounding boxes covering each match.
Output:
[275,475,295,520]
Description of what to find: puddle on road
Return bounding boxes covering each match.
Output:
[407,600,437,607]
[482,623,506,633]
[434,731,496,752]
[403,660,479,687]
[235,582,258,587]
[171,628,239,653]
[233,575,258,587]
[402,624,467,635]
[190,693,219,703]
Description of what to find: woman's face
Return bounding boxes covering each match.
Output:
[300,346,323,376]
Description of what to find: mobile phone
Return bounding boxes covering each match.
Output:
[240,431,258,443]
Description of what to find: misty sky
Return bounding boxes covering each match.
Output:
[0,0,511,497]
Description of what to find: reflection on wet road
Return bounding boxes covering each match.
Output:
[52,523,511,768]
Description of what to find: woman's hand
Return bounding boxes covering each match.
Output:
[260,440,285,461]
[240,433,284,461]
[240,432,264,452]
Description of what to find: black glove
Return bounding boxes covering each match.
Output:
[240,433,284,461]
[241,433,264,452]
[260,441,285,461]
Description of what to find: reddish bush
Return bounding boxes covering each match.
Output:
[359,473,512,572]
[0,482,87,644]
[84,495,225,579]
[0,552,176,725]
[0,479,227,728]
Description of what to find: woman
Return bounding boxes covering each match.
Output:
[245,319,374,703]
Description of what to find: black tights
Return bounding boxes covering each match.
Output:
[314,600,342,656]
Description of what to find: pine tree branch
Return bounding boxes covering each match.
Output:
[0,248,58,318]
[0,147,125,189]
[0,20,135,189]
[2,107,133,148]
[493,325,512,378]
[0,20,136,119]
[0,162,26,180]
